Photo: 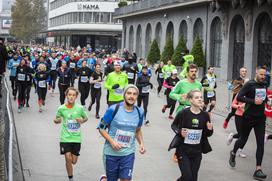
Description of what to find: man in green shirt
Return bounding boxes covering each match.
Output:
[104,61,128,106]
[54,87,88,181]
[162,60,176,79]
[170,63,202,114]
[180,50,194,79]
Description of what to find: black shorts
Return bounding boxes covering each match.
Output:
[60,142,81,156]
[204,92,216,105]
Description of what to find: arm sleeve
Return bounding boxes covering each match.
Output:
[56,107,62,118]
[104,74,112,90]
[237,83,255,104]
[101,106,115,125]
[171,111,183,134]
[163,79,173,89]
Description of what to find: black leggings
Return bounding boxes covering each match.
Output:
[10,76,17,97]
[25,84,31,104]
[17,82,27,106]
[137,95,149,119]
[58,84,69,105]
[165,93,176,115]
[225,94,237,122]
[50,71,57,90]
[177,152,202,181]
[233,116,265,166]
[78,83,90,106]
[157,78,163,94]
[37,87,47,101]
[233,115,242,139]
[90,89,102,115]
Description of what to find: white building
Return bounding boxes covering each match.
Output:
[0,0,13,38]
[47,0,122,52]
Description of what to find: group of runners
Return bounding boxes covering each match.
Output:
[2,43,272,181]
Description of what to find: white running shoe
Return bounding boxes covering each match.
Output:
[238,149,247,158]
[227,133,234,145]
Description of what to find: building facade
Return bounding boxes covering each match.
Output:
[47,0,122,52]
[0,0,13,39]
[114,0,272,80]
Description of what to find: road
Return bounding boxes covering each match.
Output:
[10,79,272,181]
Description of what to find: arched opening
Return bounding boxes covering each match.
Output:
[210,17,222,67]
[136,25,142,58]
[155,22,162,49]
[179,20,188,42]
[193,18,203,41]
[145,23,152,55]
[129,26,134,52]
[230,15,245,79]
[256,13,272,68]
[166,21,174,41]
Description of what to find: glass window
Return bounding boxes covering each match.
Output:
[79,12,83,23]
[101,12,110,23]
[93,12,100,23]
[84,12,91,23]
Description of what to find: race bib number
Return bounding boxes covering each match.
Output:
[114,129,135,148]
[17,73,25,81]
[13,62,19,67]
[166,72,171,78]
[115,88,123,95]
[67,119,80,133]
[80,76,88,83]
[38,80,46,88]
[70,62,76,69]
[51,63,57,70]
[255,88,266,101]
[142,85,150,93]
[127,72,134,79]
[94,82,101,89]
[159,73,164,79]
[184,129,202,145]
[207,91,215,98]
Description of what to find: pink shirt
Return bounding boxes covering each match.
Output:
[232,95,245,116]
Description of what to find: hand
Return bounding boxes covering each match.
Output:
[181,128,188,138]
[111,141,122,151]
[139,144,146,154]
[112,84,120,89]
[255,98,263,105]
[48,85,52,90]
[181,94,187,101]
[75,118,83,124]
[149,83,153,89]
[207,122,213,130]
[54,118,61,124]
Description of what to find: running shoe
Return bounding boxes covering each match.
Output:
[229,151,236,168]
[39,108,42,113]
[144,120,150,125]
[96,114,100,119]
[226,133,234,145]
[223,120,228,129]
[168,115,174,119]
[26,103,30,107]
[99,175,107,181]
[18,107,21,113]
[13,96,16,100]
[162,105,166,113]
[253,169,267,180]
[157,93,160,97]
[238,149,247,158]
[88,104,92,111]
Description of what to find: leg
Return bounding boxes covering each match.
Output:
[58,84,65,105]
[254,117,265,167]
[105,155,119,181]
[137,96,142,107]
[177,152,193,181]
[96,90,102,116]
[78,83,85,105]
[64,152,74,177]
[143,95,149,119]
[119,153,135,181]
[208,100,216,112]
[169,98,176,116]
[190,154,202,181]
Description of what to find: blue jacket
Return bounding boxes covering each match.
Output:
[8,58,21,77]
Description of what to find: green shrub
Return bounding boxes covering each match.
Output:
[161,35,174,64]
[147,39,161,65]
[172,35,187,66]
[191,36,205,67]
[118,1,128,7]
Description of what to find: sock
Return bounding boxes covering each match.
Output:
[68,175,73,179]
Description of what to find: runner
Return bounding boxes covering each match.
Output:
[170,89,213,181]
[8,53,20,100]
[25,57,34,107]
[49,52,59,95]
[68,55,78,87]
[58,61,72,105]
[98,84,145,181]
[54,87,88,181]
[35,63,51,112]
[122,54,138,84]
[179,49,194,79]
[155,61,164,97]
[201,66,217,114]
[136,65,153,125]
[88,64,103,119]
[223,67,249,129]
[162,69,180,119]
[169,64,202,114]
[162,60,176,79]
[104,61,128,106]
[77,60,92,108]
[229,66,268,180]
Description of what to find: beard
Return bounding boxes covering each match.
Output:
[125,99,135,107]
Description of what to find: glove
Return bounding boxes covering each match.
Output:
[149,82,153,89]
[112,84,120,89]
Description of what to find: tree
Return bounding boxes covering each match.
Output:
[161,36,174,64]
[172,35,187,66]
[191,36,206,67]
[147,39,161,65]
[10,0,46,43]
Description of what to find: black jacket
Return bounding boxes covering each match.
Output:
[0,43,8,73]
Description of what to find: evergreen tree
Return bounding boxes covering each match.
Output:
[191,36,205,67]
[172,35,187,66]
[147,39,160,65]
[161,36,174,64]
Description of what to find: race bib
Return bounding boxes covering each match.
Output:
[94,82,101,89]
[38,80,46,88]
[184,129,202,145]
[51,63,57,70]
[255,88,266,101]
[17,73,25,81]
[80,76,88,83]
[67,119,80,133]
[27,75,30,82]
[70,62,76,69]
[166,72,171,78]
[207,91,215,98]
[127,72,134,79]
[13,62,19,67]
[142,85,150,93]
[115,88,123,95]
[159,73,164,79]
[114,129,135,148]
